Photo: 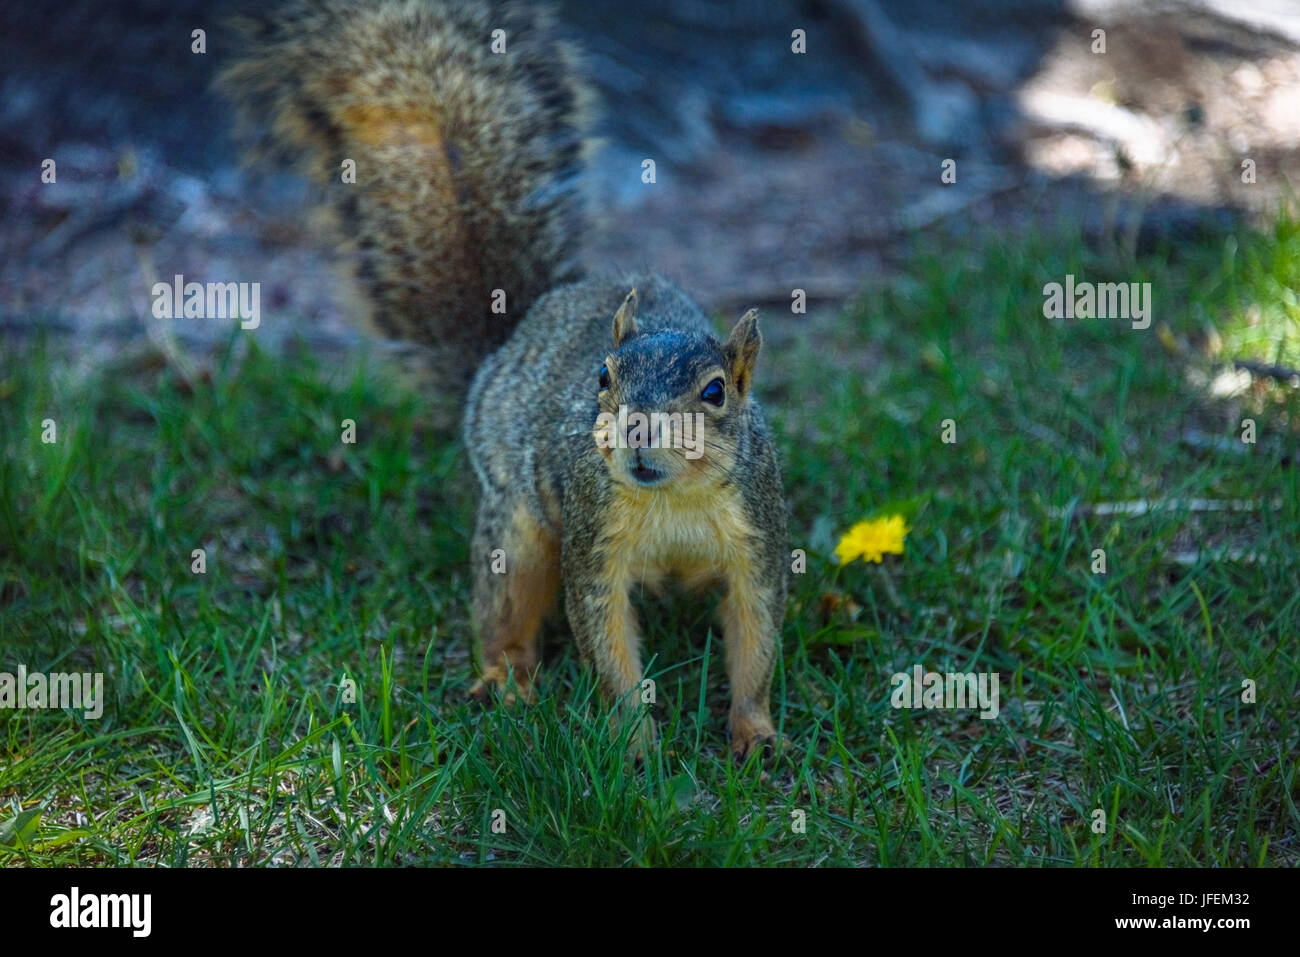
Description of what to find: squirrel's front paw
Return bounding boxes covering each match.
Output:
[628,714,658,765]
[729,718,784,765]
[609,710,657,764]
[468,670,537,708]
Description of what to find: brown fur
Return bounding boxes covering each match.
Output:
[217,0,592,396]
[468,503,560,706]
[220,3,789,762]
[466,274,789,761]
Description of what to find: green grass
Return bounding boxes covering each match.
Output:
[2,212,1298,866]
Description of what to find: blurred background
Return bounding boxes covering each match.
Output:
[2,0,1298,366]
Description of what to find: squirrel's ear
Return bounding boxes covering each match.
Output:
[612,288,639,347]
[724,308,762,396]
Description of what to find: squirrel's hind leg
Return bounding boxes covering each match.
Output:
[468,500,560,707]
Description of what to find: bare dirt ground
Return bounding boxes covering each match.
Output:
[2,0,1297,373]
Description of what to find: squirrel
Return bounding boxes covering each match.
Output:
[218,0,789,761]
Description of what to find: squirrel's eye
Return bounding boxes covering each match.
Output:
[700,377,725,406]
[599,365,611,391]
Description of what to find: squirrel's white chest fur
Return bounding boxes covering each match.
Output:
[602,482,754,591]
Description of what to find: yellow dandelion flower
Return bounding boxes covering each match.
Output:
[834,515,909,565]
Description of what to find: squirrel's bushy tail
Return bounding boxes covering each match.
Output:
[217,0,591,394]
